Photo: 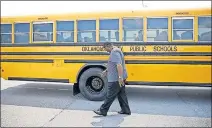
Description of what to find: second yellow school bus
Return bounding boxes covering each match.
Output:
[0,8,211,101]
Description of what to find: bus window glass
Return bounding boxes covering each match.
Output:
[198,16,211,41]
[0,24,12,43]
[78,31,96,43]
[100,30,119,42]
[172,18,193,40]
[147,18,168,41]
[33,22,53,42]
[123,18,143,41]
[14,23,30,43]
[57,21,74,42]
[100,19,119,42]
[77,20,96,43]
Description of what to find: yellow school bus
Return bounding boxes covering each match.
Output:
[0,8,211,101]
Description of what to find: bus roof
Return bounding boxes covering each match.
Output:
[1,1,211,17]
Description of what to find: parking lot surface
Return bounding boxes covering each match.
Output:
[1,79,211,127]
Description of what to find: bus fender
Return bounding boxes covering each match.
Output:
[76,63,107,82]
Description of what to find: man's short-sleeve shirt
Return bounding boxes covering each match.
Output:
[107,47,128,82]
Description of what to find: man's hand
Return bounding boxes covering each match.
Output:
[118,77,124,87]
[101,70,107,77]
[117,64,124,87]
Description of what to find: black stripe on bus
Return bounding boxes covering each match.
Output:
[0,42,211,47]
[125,52,211,56]
[1,59,211,65]
[64,60,107,63]
[126,81,211,87]
[64,60,211,65]
[0,52,108,55]
[8,77,69,83]
[126,60,211,65]
[0,59,53,63]
[0,52,211,56]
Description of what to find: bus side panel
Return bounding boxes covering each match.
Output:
[0,62,84,83]
[126,64,211,84]
[1,62,16,80]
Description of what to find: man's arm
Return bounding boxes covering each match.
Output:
[111,51,123,78]
[117,63,124,86]
[110,51,124,86]
[117,64,123,79]
[103,64,108,72]
[101,68,107,77]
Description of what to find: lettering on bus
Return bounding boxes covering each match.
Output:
[130,46,146,52]
[153,45,177,52]
[82,46,123,52]
[38,17,48,20]
[175,12,189,15]
[117,46,123,51]
[82,46,104,52]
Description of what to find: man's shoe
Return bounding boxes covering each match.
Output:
[118,111,131,115]
[93,110,107,116]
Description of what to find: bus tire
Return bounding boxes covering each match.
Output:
[79,68,107,101]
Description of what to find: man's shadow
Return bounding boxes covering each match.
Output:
[91,113,128,127]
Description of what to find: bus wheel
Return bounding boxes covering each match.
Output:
[79,68,107,101]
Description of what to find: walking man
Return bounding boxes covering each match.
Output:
[93,42,131,116]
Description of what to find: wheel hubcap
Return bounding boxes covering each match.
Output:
[91,78,103,90]
[86,76,104,93]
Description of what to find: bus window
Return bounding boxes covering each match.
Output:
[198,16,211,42]
[14,23,30,43]
[147,18,168,42]
[123,18,143,42]
[172,17,194,41]
[56,21,74,43]
[77,20,96,43]
[33,22,53,42]
[99,19,119,42]
[0,24,12,44]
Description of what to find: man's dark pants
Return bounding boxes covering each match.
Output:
[99,81,131,114]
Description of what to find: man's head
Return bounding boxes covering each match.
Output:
[103,42,113,52]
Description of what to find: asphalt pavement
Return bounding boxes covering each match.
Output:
[1,78,211,127]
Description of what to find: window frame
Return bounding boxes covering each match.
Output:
[32,21,54,43]
[198,16,211,42]
[99,18,119,42]
[122,17,144,42]
[172,17,194,42]
[77,19,96,43]
[56,20,75,43]
[14,22,30,44]
[147,17,169,42]
[0,23,12,44]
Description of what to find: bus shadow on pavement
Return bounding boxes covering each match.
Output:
[1,82,211,118]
